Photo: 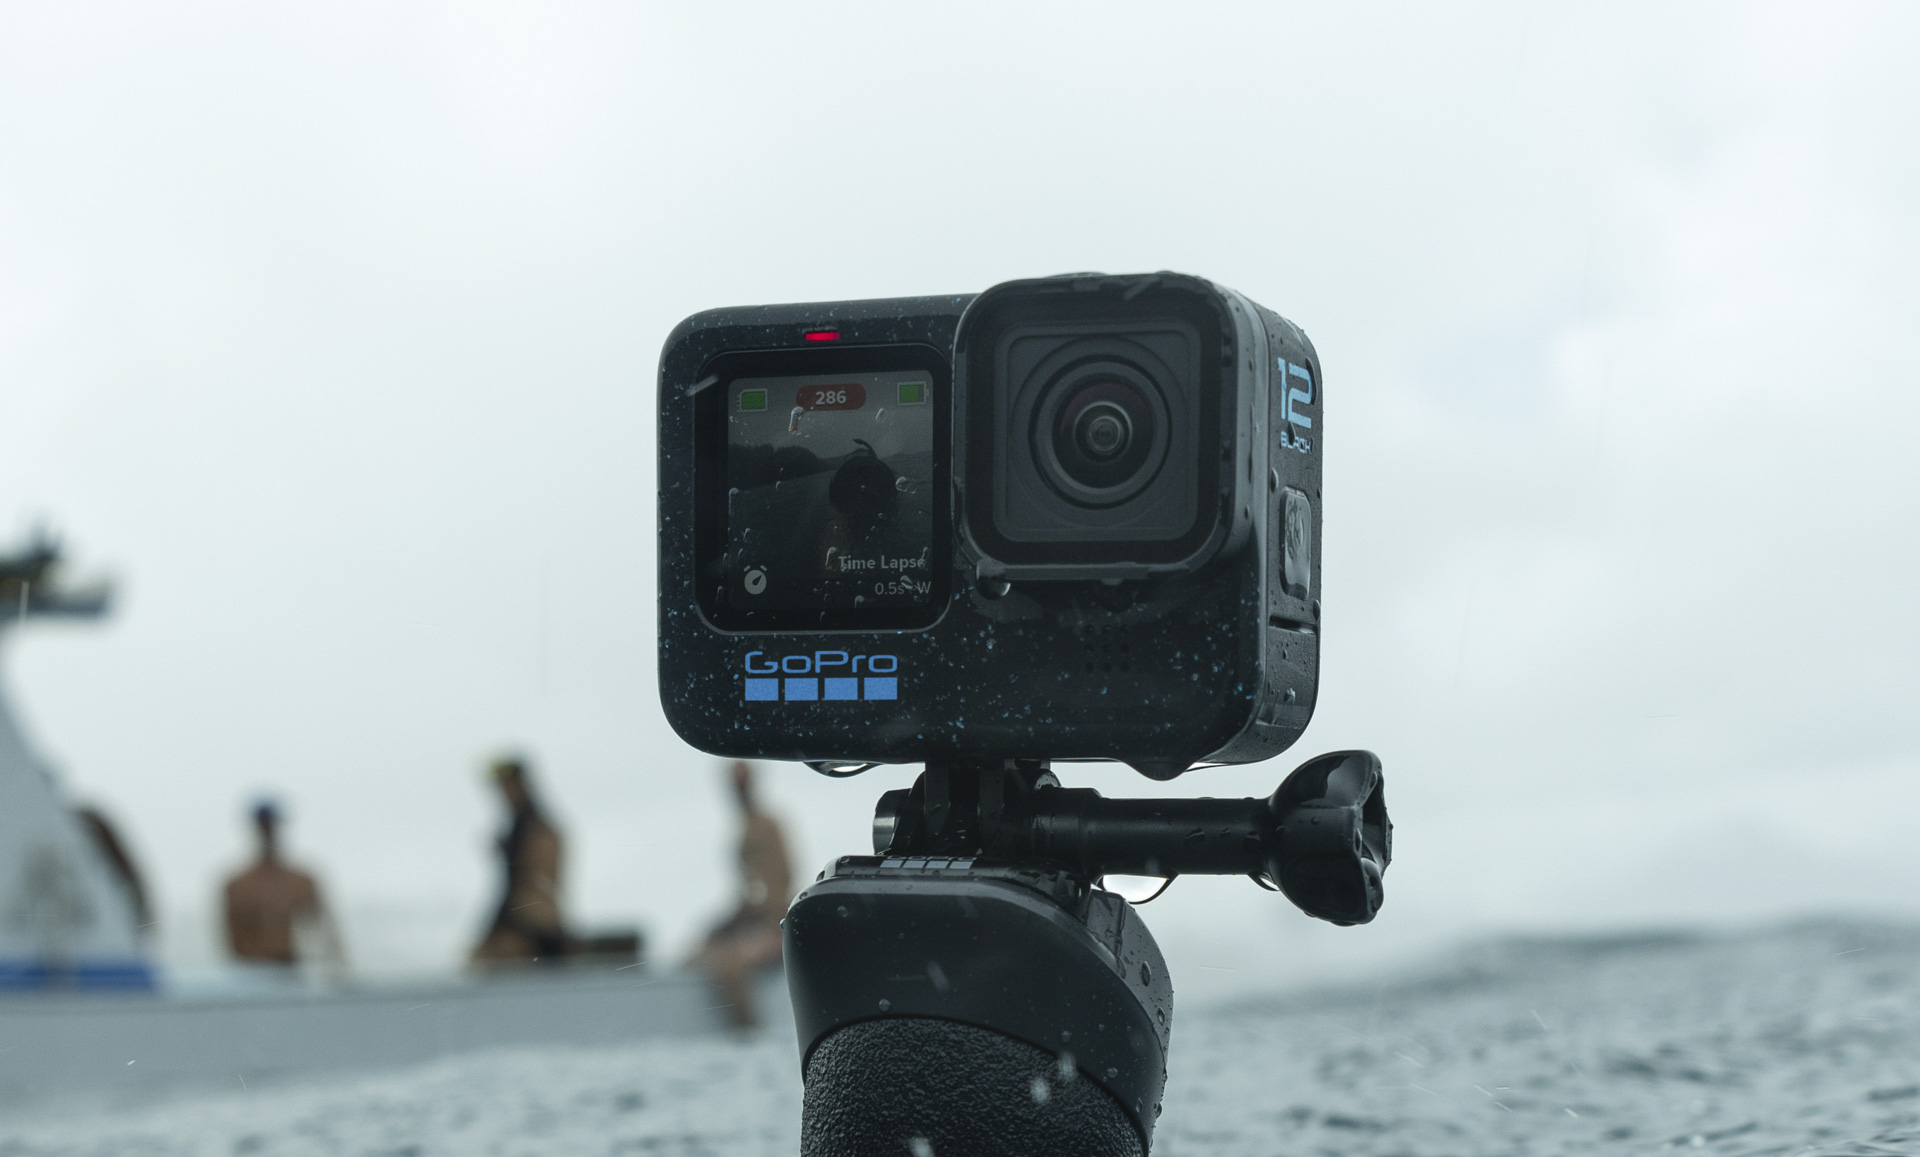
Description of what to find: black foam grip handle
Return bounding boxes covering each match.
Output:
[803,1018,1143,1157]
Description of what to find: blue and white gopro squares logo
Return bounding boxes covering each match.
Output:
[742,651,899,703]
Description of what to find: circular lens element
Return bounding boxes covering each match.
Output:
[1033,363,1170,506]
[1076,402,1131,459]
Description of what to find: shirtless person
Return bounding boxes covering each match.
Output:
[698,760,793,1027]
[222,800,344,977]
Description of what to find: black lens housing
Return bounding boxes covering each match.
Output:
[956,275,1237,579]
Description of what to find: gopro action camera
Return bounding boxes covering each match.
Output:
[657,272,1322,779]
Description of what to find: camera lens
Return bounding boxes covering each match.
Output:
[1076,402,1131,459]
[1034,364,1169,506]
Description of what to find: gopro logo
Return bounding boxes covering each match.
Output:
[742,650,899,703]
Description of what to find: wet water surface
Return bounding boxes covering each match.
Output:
[3,923,1914,1156]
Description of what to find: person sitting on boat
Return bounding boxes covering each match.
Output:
[697,760,793,1028]
[222,798,345,980]
[469,755,569,967]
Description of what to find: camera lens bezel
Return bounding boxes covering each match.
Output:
[956,278,1228,574]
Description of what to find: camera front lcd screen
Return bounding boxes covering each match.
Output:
[724,371,936,612]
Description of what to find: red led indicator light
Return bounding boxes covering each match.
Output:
[803,330,840,342]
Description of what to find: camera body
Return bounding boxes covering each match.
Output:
[657,272,1322,778]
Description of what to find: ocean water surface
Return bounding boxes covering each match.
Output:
[2,922,1914,1156]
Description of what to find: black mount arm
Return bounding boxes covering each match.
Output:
[872,750,1393,926]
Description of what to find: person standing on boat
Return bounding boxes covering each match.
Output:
[698,760,793,1027]
[222,798,345,979]
[470,755,569,966]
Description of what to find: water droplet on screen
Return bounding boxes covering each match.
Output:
[1105,1066,1119,1079]
[877,998,891,1012]
[875,407,887,423]
[836,906,849,918]
[1029,1076,1050,1104]
[895,476,910,492]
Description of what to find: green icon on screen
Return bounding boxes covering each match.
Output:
[738,388,768,412]
[896,381,925,405]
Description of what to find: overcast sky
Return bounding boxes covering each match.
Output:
[2,2,1916,993]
